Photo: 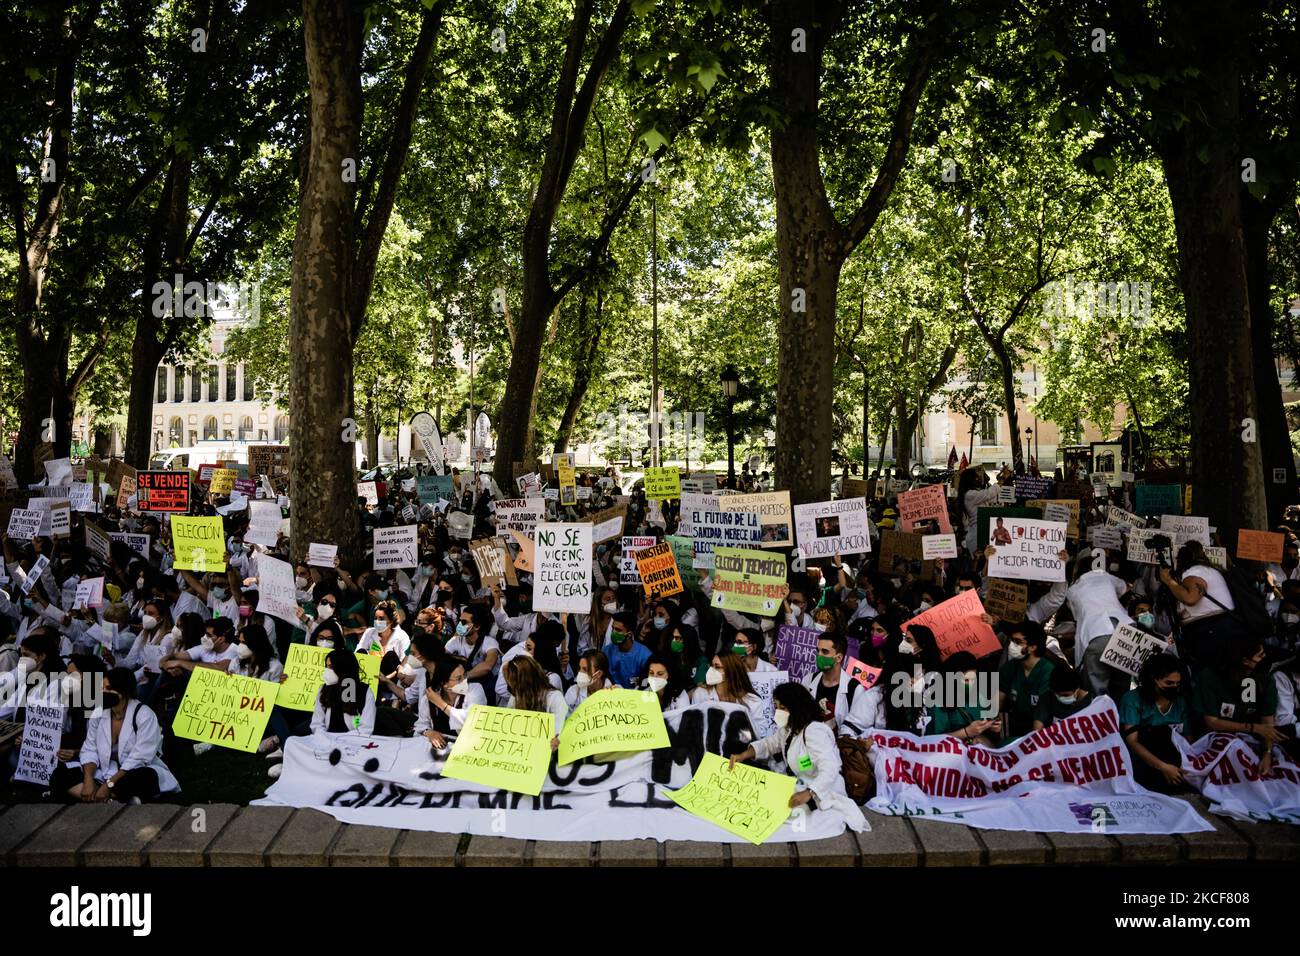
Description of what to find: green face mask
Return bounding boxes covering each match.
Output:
[671,638,684,653]
[815,654,836,672]
[732,643,748,657]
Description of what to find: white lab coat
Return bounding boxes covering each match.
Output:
[564,678,613,713]
[78,700,180,793]
[690,687,768,731]
[414,681,486,734]
[310,686,377,736]
[495,643,564,700]
[800,672,883,738]
[751,719,868,832]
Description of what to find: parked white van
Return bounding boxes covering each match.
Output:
[148,446,249,471]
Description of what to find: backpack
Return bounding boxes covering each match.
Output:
[1201,563,1272,635]
[835,678,875,804]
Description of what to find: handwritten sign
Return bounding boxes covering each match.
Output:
[535,522,592,614]
[1160,514,1210,547]
[921,533,958,560]
[557,688,670,766]
[904,588,1000,660]
[1099,623,1169,677]
[108,532,150,558]
[845,658,883,691]
[588,504,627,544]
[12,703,64,785]
[897,484,952,533]
[710,546,787,617]
[277,645,380,711]
[1237,529,1284,564]
[254,553,299,625]
[136,470,190,512]
[172,667,276,753]
[306,543,337,568]
[1127,527,1167,565]
[495,498,546,537]
[245,499,282,548]
[720,491,793,548]
[1013,476,1054,501]
[793,497,871,558]
[170,516,226,572]
[618,535,658,585]
[208,468,237,495]
[747,669,788,739]
[774,625,821,682]
[74,576,104,610]
[441,704,556,795]
[642,467,681,501]
[1027,498,1080,539]
[635,541,683,599]
[987,518,1067,583]
[373,525,418,570]
[667,751,795,845]
[689,500,762,570]
[984,578,1028,623]
[1135,484,1182,517]
[6,508,42,539]
[470,537,517,588]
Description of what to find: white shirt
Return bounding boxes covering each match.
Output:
[357,624,411,662]
[564,678,613,713]
[445,633,501,673]
[1275,670,1299,728]
[1178,565,1234,623]
[1065,570,1132,667]
[181,642,241,670]
[501,688,568,736]
[233,656,284,683]
[414,681,486,735]
[310,685,377,736]
[962,484,1003,552]
[206,592,239,621]
[494,644,563,699]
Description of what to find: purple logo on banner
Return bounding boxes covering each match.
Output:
[775,625,820,682]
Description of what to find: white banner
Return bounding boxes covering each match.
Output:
[986,517,1067,582]
[867,698,1213,834]
[255,702,856,841]
[793,498,871,559]
[1174,732,1300,824]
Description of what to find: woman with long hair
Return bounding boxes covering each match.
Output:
[501,655,567,746]
[643,652,692,710]
[417,655,486,750]
[729,682,868,832]
[690,650,766,729]
[311,649,376,736]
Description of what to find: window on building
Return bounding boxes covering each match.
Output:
[204,416,218,440]
[156,367,167,403]
[241,416,253,440]
[174,367,186,403]
[979,412,998,447]
[242,364,254,401]
[274,415,289,442]
[226,365,236,401]
[169,417,183,446]
[207,364,219,402]
[191,367,201,402]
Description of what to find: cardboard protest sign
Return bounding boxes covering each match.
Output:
[1013,476,1054,501]
[114,471,137,511]
[984,579,1028,623]
[1237,529,1284,564]
[1126,527,1168,565]
[136,470,190,512]
[840,477,873,500]
[1159,514,1210,547]
[1099,623,1168,677]
[688,499,762,570]
[67,482,96,513]
[588,503,627,543]
[535,522,592,614]
[904,588,1000,660]
[642,466,681,501]
[1027,498,1080,539]
[173,668,276,752]
[774,625,821,682]
[793,497,871,559]
[976,506,1038,549]
[921,533,958,560]
[373,525,418,570]
[170,516,226,572]
[74,576,104,610]
[277,645,380,710]
[249,445,291,485]
[986,517,1067,583]
[254,553,300,625]
[441,704,556,795]
[710,546,787,616]
[306,543,337,568]
[876,530,935,580]
[508,528,536,573]
[845,658,883,692]
[108,531,149,558]
[209,468,237,495]
[12,703,64,785]
[897,484,953,533]
[245,499,282,548]
[720,491,793,548]
[495,498,546,537]
[635,541,683,599]
[557,688,670,766]
[1135,483,1182,517]
[618,535,657,585]
[83,521,112,561]
[666,751,796,845]
[470,537,517,588]
[6,508,42,539]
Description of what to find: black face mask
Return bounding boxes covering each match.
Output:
[102,692,121,709]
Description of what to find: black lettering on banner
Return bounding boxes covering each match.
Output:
[608,782,677,809]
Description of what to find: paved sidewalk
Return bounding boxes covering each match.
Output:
[0,796,1295,867]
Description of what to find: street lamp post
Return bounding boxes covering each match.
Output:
[721,365,739,487]
[1025,427,1034,471]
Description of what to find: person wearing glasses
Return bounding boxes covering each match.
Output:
[1119,653,1191,792]
[299,588,344,650]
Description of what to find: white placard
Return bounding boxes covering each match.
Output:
[792,498,872,559]
[986,518,1067,582]
[12,703,64,785]
[255,553,300,625]
[921,533,959,560]
[44,457,73,487]
[68,482,97,513]
[357,481,379,506]
[535,522,593,614]
[618,535,657,585]
[74,576,104,609]
[687,497,761,570]
[1099,623,1168,677]
[1159,514,1211,547]
[1041,502,1071,525]
[373,525,418,570]
[245,500,282,547]
[307,543,337,568]
[1126,527,1167,565]
[495,498,546,537]
[997,485,1016,504]
[6,508,42,539]
[747,669,788,740]
[448,512,474,540]
[1087,526,1124,551]
[20,554,49,595]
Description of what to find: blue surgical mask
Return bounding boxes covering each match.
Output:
[455,622,470,637]
[1137,612,1155,629]
[461,573,473,584]
[653,617,668,630]
[375,589,389,600]
[210,586,228,600]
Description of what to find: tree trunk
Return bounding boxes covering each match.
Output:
[860,365,870,476]
[893,396,914,478]
[1243,193,1293,525]
[124,333,167,467]
[554,288,602,453]
[289,0,364,563]
[1156,4,1267,541]
[14,329,72,477]
[992,340,1023,472]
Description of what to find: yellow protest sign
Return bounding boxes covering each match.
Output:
[666,751,796,844]
[643,466,680,501]
[170,515,226,572]
[710,546,787,616]
[557,688,670,766]
[172,667,276,752]
[441,704,555,795]
[277,644,381,711]
[209,468,237,495]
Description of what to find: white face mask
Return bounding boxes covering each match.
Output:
[170,625,182,641]
[646,676,668,693]
[898,640,914,656]
[321,667,339,686]
[917,601,932,612]
[705,666,725,686]
[16,657,36,674]
[235,643,253,660]
[773,709,790,729]
[602,602,618,615]
[201,636,215,652]
[373,618,388,632]
[1007,643,1025,660]
[316,604,334,620]
[141,614,159,631]
[136,577,146,591]
[450,680,470,696]
[295,575,309,590]
[575,671,592,688]
[317,639,334,650]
